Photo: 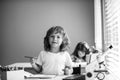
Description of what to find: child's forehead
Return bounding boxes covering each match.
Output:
[51,30,63,34]
[50,32,62,36]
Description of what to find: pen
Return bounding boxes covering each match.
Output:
[24,56,34,59]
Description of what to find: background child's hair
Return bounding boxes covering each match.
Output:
[72,42,90,61]
[44,26,70,52]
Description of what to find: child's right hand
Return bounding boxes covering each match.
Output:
[30,57,42,73]
[30,57,37,66]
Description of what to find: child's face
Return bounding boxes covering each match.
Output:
[49,33,63,49]
[78,51,85,58]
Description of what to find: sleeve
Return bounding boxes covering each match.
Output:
[35,51,44,66]
[65,51,73,67]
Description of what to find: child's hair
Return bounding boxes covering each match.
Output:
[72,42,90,61]
[44,26,70,52]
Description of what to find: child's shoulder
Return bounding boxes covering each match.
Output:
[56,51,69,56]
[40,50,46,53]
[61,51,69,54]
[62,51,71,57]
[39,50,48,55]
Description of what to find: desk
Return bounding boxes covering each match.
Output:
[7,62,32,68]
[25,75,71,80]
[1,62,85,80]
[1,71,85,80]
[25,75,85,80]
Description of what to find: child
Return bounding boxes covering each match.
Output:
[71,42,90,62]
[31,26,73,75]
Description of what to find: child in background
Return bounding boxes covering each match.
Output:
[31,26,73,75]
[71,42,90,62]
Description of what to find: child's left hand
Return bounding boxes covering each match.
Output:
[64,67,73,75]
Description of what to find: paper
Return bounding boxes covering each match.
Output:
[7,70,24,80]
[24,71,56,79]
[24,71,33,77]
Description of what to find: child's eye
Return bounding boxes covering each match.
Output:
[57,36,60,38]
[50,35,54,38]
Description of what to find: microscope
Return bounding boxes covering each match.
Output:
[85,45,113,80]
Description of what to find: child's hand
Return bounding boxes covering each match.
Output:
[30,57,37,66]
[64,67,73,75]
[30,57,37,63]
[29,57,42,73]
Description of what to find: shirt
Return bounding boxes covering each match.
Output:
[36,50,73,75]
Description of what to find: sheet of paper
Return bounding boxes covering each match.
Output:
[24,71,56,79]
[7,70,24,80]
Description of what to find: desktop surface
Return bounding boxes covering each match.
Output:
[25,75,85,80]
[1,62,86,80]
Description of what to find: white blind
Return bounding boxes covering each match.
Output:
[102,1,120,80]
[103,0,120,53]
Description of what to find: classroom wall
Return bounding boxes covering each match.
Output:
[0,0,94,65]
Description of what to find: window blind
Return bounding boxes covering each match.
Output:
[103,0,120,53]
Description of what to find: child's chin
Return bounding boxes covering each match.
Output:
[76,60,81,62]
[52,44,59,47]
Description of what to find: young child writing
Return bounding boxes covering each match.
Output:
[31,26,73,75]
[71,42,90,62]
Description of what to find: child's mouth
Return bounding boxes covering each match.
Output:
[52,42,57,44]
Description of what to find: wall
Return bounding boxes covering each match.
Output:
[0,0,94,65]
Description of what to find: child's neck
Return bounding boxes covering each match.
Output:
[78,57,83,59]
[50,47,60,53]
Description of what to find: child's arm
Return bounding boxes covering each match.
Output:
[31,62,42,73]
[64,52,74,75]
[30,58,42,73]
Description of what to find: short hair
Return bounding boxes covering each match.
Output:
[72,42,90,61]
[44,26,70,52]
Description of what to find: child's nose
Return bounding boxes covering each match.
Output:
[53,37,57,41]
